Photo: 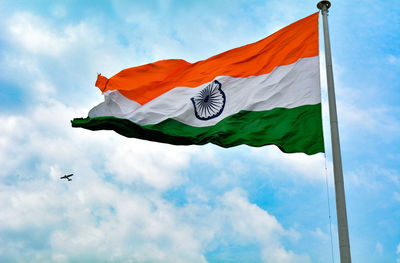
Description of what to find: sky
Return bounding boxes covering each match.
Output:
[0,0,399,262]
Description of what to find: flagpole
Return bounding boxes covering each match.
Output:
[317,1,352,263]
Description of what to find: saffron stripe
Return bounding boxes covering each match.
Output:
[98,12,319,105]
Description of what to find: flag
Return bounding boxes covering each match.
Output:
[72,12,324,155]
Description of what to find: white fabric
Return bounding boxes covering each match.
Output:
[89,56,320,127]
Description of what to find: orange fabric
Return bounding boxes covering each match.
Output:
[98,12,319,105]
[95,74,109,91]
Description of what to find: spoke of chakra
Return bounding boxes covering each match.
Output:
[208,103,219,112]
[206,106,212,116]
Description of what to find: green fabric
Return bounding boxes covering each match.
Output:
[72,104,324,155]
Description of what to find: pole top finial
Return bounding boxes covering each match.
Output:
[317,1,331,10]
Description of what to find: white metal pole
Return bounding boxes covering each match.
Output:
[317,1,352,262]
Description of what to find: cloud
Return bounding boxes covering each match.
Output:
[219,188,285,243]
[1,10,148,109]
[48,189,209,262]
[215,188,310,263]
[311,227,329,242]
[104,139,195,189]
[0,178,210,262]
[8,12,79,57]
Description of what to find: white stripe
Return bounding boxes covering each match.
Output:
[89,56,320,127]
[89,89,140,118]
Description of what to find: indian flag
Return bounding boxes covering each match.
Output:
[72,12,324,155]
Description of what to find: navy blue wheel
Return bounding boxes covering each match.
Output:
[191,80,226,121]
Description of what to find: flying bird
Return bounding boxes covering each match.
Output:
[60,174,73,181]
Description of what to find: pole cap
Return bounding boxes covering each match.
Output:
[317,1,331,10]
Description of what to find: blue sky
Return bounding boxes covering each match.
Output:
[0,0,399,262]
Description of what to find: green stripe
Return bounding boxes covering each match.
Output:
[72,104,324,155]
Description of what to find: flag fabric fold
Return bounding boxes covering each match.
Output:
[72,12,324,155]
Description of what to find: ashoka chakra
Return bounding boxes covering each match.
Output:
[191,80,226,121]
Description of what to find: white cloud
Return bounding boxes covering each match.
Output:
[220,188,285,243]
[261,246,310,263]
[311,227,329,242]
[2,11,146,108]
[211,171,234,188]
[210,159,249,188]
[0,177,210,262]
[217,188,310,263]
[105,139,195,189]
[8,12,87,57]
[0,189,60,230]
